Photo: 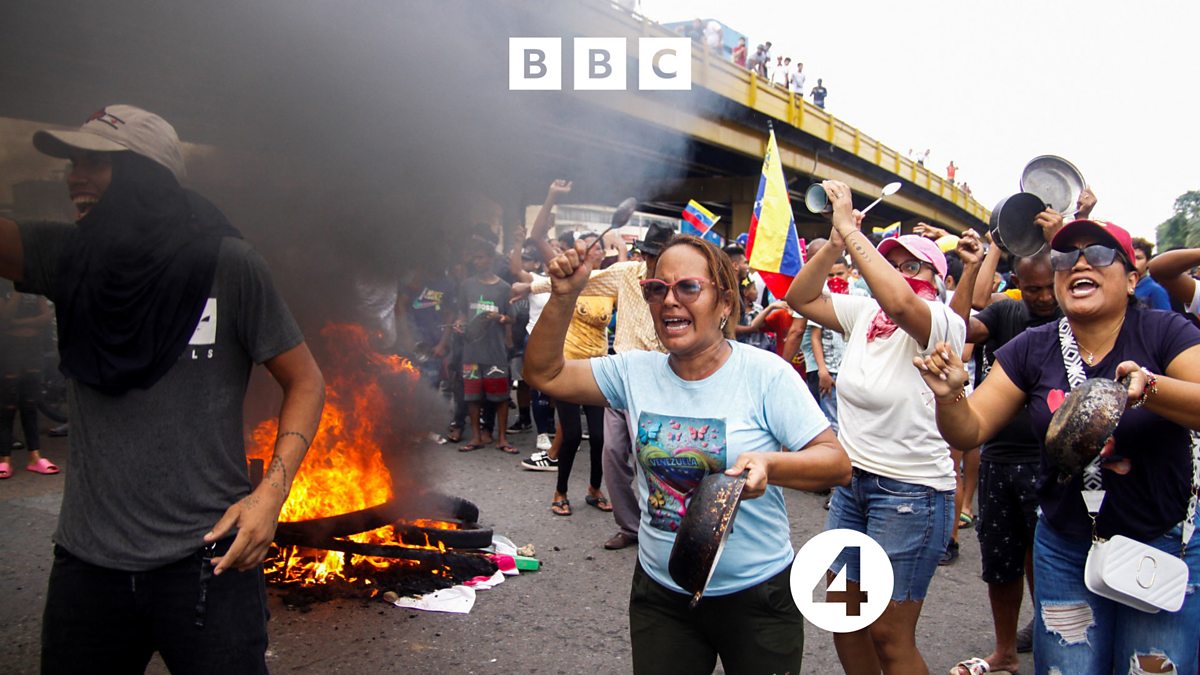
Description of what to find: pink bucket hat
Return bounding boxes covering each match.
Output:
[877,234,949,278]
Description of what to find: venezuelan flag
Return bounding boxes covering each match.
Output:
[746,129,802,300]
[681,200,719,235]
[872,221,901,239]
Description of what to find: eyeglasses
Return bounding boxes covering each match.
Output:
[640,277,715,304]
[1049,244,1122,272]
[889,260,929,277]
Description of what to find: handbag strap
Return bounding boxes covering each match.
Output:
[1056,317,1199,549]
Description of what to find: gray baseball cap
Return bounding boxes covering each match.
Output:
[33,105,186,181]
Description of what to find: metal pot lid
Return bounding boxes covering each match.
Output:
[1020,155,1085,214]
[991,192,1048,258]
[668,470,748,608]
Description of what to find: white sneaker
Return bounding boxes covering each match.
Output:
[536,433,551,451]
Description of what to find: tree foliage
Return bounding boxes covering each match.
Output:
[1157,190,1200,251]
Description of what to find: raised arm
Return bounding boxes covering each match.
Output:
[972,234,1005,310]
[523,242,609,407]
[0,217,24,282]
[530,179,572,265]
[823,179,935,346]
[949,230,983,327]
[1148,248,1200,310]
[783,223,846,332]
[508,227,533,284]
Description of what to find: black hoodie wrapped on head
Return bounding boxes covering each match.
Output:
[54,152,240,395]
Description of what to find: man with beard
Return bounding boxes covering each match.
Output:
[0,105,325,673]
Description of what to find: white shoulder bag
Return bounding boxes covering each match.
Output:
[1057,318,1196,614]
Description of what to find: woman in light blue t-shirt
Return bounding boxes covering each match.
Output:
[526,234,849,674]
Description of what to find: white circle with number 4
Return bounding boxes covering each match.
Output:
[790,528,893,633]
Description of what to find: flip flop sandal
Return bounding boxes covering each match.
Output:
[958,512,975,529]
[495,442,518,454]
[27,458,60,475]
[551,499,571,516]
[950,657,1013,675]
[458,443,486,452]
[0,462,11,479]
[585,495,613,512]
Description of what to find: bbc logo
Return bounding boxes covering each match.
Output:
[509,37,691,91]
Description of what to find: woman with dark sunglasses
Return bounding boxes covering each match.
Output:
[526,234,850,674]
[784,180,972,673]
[917,219,1200,673]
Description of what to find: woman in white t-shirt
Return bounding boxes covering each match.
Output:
[785,180,967,674]
[526,234,849,674]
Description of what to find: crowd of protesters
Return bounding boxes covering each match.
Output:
[384,175,1200,673]
[9,104,1200,673]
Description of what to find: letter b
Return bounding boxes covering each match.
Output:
[575,38,626,90]
[510,38,562,90]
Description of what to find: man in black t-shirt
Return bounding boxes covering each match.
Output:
[960,253,1058,669]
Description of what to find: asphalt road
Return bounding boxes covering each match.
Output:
[1,429,1034,674]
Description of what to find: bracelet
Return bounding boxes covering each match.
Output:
[1130,367,1158,409]
[278,430,311,448]
[937,385,968,406]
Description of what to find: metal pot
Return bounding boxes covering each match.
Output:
[668,470,748,608]
[1045,378,1127,483]
[989,192,1048,257]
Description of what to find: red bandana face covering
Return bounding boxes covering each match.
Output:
[865,276,939,342]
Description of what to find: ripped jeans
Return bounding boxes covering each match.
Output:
[1032,516,1200,674]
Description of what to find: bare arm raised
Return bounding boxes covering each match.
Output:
[523,241,609,408]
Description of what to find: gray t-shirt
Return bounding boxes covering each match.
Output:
[18,222,303,570]
[458,276,511,367]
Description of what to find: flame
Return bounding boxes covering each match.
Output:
[248,323,440,587]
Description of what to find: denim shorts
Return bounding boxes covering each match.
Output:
[825,468,953,602]
[1032,516,1200,674]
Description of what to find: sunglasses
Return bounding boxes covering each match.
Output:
[889,260,929,277]
[640,277,715,304]
[1049,244,1123,272]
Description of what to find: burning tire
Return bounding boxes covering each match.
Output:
[393,518,494,550]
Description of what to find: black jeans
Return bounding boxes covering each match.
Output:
[42,543,269,675]
[629,561,804,674]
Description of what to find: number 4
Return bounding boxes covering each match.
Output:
[818,546,869,617]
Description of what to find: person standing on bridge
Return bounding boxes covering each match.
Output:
[811,78,828,109]
[0,104,325,672]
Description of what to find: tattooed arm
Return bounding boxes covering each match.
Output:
[207,342,325,574]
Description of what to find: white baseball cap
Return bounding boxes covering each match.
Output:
[33,105,186,181]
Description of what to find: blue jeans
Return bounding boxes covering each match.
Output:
[819,384,838,434]
[825,468,953,601]
[1032,516,1200,674]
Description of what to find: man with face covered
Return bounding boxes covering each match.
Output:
[0,105,325,672]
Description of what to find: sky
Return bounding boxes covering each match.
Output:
[639,0,1199,245]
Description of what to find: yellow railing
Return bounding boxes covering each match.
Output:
[630,6,989,227]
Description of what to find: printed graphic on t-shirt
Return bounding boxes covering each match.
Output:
[469,296,499,317]
[636,412,726,532]
[412,287,444,311]
[189,298,218,345]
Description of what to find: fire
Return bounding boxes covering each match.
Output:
[248,323,435,586]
